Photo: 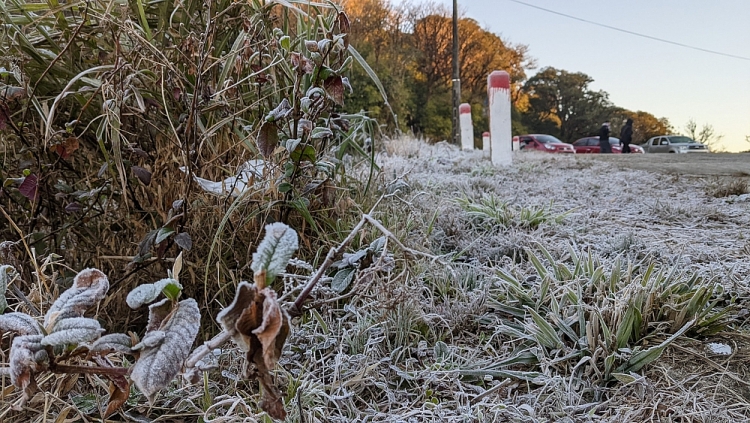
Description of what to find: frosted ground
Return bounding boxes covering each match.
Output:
[283,137,750,422]
[11,138,750,422]
[378,139,750,283]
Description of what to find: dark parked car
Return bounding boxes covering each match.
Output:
[514,134,576,153]
[642,135,709,153]
[571,137,644,154]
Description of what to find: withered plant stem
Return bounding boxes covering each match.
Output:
[288,208,442,317]
[185,329,235,370]
[50,363,129,377]
[0,205,45,286]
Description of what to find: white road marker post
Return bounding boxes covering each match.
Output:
[488,71,512,166]
[482,131,490,157]
[459,103,474,151]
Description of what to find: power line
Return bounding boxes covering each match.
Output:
[508,0,750,62]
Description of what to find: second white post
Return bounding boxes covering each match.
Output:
[459,103,474,151]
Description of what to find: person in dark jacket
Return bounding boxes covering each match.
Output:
[599,122,612,153]
[619,118,633,153]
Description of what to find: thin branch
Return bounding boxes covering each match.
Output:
[50,363,129,377]
[289,205,442,317]
[185,329,235,370]
[288,214,368,317]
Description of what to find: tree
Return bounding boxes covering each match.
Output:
[521,67,612,142]
[342,0,414,130]
[407,5,532,141]
[684,118,724,152]
[609,109,672,145]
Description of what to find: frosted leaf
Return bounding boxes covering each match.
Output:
[0,264,19,313]
[216,281,257,351]
[132,331,166,350]
[130,299,201,403]
[42,317,104,347]
[252,290,288,372]
[10,334,49,401]
[44,268,109,328]
[89,333,133,355]
[126,278,182,309]
[251,223,299,286]
[216,281,289,420]
[146,298,173,332]
[0,312,42,336]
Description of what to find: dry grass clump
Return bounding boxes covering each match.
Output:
[703,176,750,198]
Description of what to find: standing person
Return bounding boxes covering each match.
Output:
[619,118,634,153]
[599,122,612,153]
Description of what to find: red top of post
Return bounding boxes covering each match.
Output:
[459,103,471,114]
[482,132,490,137]
[488,71,510,89]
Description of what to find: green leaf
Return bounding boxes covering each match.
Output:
[618,319,694,373]
[278,182,293,193]
[280,35,290,50]
[251,223,299,284]
[525,306,563,349]
[331,268,356,293]
[434,341,449,361]
[162,282,182,302]
[612,373,637,384]
[347,45,396,124]
[290,145,316,163]
[155,227,175,244]
[127,278,183,308]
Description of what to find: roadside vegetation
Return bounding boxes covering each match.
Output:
[2,0,750,421]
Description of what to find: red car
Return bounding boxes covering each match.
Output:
[571,137,644,154]
[514,134,576,153]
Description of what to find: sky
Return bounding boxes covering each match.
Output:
[392,0,750,151]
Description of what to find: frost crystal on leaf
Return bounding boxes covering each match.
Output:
[44,268,109,328]
[0,264,19,313]
[251,223,299,286]
[10,334,49,402]
[126,278,182,309]
[0,312,42,336]
[132,330,166,350]
[130,298,201,403]
[41,317,104,347]
[88,333,133,355]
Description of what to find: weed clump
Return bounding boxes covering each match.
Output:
[704,177,749,198]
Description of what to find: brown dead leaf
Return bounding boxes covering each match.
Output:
[257,122,278,159]
[215,281,290,420]
[253,290,286,371]
[53,137,79,159]
[104,378,130,418]
[324,76,345,106]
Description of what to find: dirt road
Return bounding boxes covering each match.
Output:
[585,152,750,177]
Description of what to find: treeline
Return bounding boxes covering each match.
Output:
[342,0,671,144]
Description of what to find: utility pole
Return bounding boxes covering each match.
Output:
[451,0,461,146]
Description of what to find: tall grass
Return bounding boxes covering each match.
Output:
[0,0,385,314]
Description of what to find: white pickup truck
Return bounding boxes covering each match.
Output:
[642,135,709,153]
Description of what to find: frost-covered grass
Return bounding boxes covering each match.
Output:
[4,138,750,422]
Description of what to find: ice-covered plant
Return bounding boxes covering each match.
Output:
[186,222,299,420]
[0,253,201,416]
